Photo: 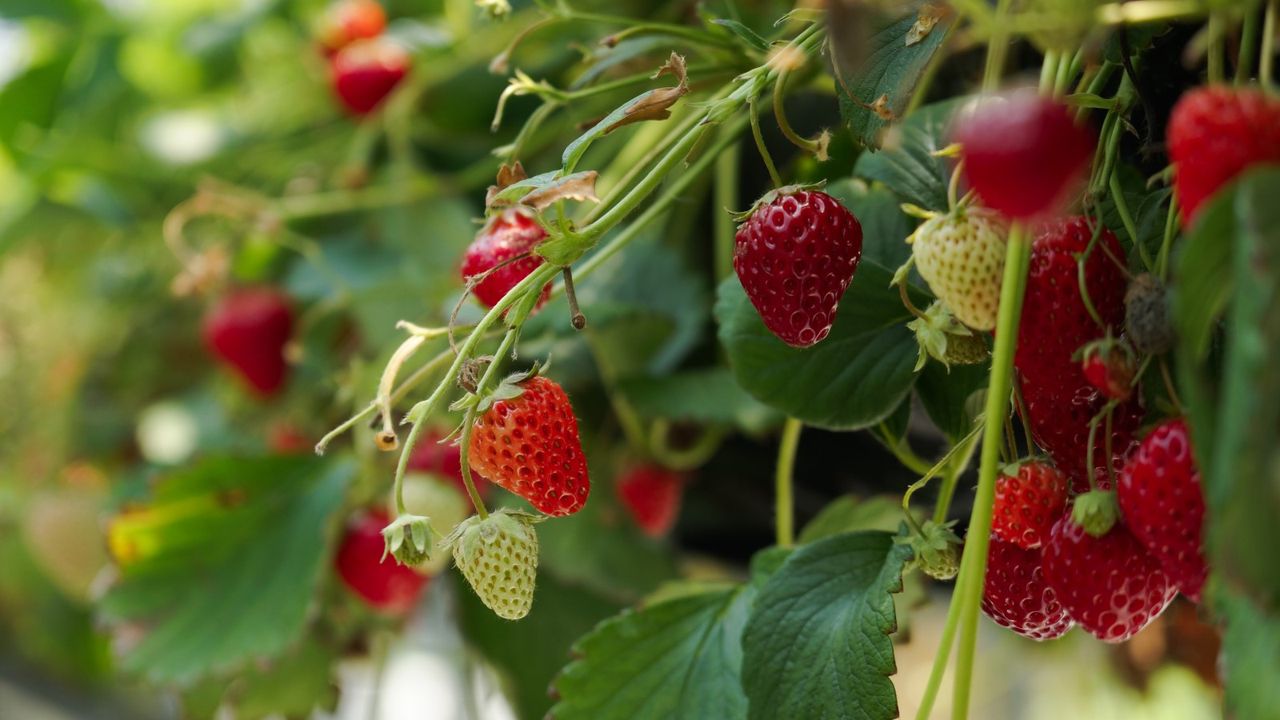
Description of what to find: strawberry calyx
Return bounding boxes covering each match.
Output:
[450,362,544,414]
[381,513,436,566]
[906,301,987,371]
[898,519,963,581]
[1071,490,1119,537]
[730,181,827,223]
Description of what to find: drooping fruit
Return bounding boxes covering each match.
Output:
[449,509,539,620]
[335,510,428,614]
[1042,512,1177,643]
[1167,86,1280,224]
[203,287,294,397]
[907,206,1008,331]
[733,189,863,347]
[397,472,471,575]
[468,375,589,516]
[316,0,387,56]
[953,91,1096,220]
[460,207,551,310]
[616,465,685,537]
[981,536,1073,641]
[992,461,1069,550]
[330,38,409,115]
[1117,418,1207,601]
[1080,338,1136,401]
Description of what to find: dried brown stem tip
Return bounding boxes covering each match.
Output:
[562,267,586,330]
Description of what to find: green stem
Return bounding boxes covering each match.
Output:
[933,429,982,524]
[775,418,802,548]
[714,142,740,280]
[749,97,784,188]
[1108,171,1151,271]
[915,557,977,720]
[981,0,1016,91]
[951,225,1032,720]
[1263,0,1277,90]
[1157,193,1179,279]
[1039,50,1060,95]
[1208,12,1226,84]
[580,105,704,225]
[1238,4,1261,84]
[558,9,740,50]
[458,407,489,520]
[880,429,935,476]
[772,68,821,157]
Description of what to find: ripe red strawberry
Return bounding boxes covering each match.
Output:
[1014,218,1142,488]
[733,189,863,347]
[268,422,310,454]
[468,375,589,516]
[1118,419,1207,601]
[1080,339,1135,401]
[1042,512,1177,643]
[981,536,1073,640]
[1168,86,1280,224]
[203,287,294,397]
[408,431,488,499]
[616,465,685,537]
[953,91,1096,220]
[316,0,386,56]
[330,38,409,115]
[992,461,1068,549]
[335,510,428,614]
[460,208,551,310]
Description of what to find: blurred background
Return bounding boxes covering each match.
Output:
[0,1,1225,718]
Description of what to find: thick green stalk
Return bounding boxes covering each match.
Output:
[1264,0,1277,89]
[951,226,1032,719]
[714,143,740,280]
[1237,4,1261,84]
[775,418,803,548]
[915,554,978,720]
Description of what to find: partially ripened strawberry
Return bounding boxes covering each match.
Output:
[330,38,409,115]
[907,206,1008,331]
[460,208,551,310]
[1168,86,1280,224]
[1042,512,1177,643]
[981,536,1073,641]
[203,287,294,397]
[316,0,386,56]
[449,509,539,620]
[953,91,1095,220]
[733,189,863,347]
[468,375,589,516]
[992,461,1068,550]
[1015,218,1142,487]
[1080,338,1136,401]
[408,431,488,499]
[1118,419,1207,601]
[335,510,428,614]
[616,465,685,537]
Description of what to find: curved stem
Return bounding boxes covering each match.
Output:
[749,97,784,188]
[1108,171,1152,271]
[458,407,489,520]
[1157,193,1179,279]
[775,418,803,548]
[951,224,1031,720]
[902,421,984,522]
[772,68,821,157]
[933,427,982,524]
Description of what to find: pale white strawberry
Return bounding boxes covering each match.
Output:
[907,206,1008,331]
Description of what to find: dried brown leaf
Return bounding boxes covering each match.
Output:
[601,53,689,134]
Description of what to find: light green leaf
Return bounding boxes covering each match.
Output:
[799,495,905,544]
[1220,589,1280,717]
[710,19,769,52]
[617,367,782,434]
[741,531,910,720]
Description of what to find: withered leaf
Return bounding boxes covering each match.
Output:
[905,4,945,47]
[600,52,689,134]
[520,171,599,210]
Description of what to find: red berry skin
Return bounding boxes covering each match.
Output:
[1042,513,1177,643]
[335,510,428,614]
[468,376,589,517]
[616,465,685,537]
[954,92,1096,220]
[202,287,294,397]
[317,0,387,56]
[330,39,408,115]
[407,432,488,500]
[1168,87,1280,224]
[1118,419,1208,602]
[992,462,1068,549]
[460,208,551,310]
[981,536,1074,641]
[733,190,863,348]
[1082,353,1132,401]
[1014,218,1142,489]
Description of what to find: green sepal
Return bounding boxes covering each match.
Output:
[381,513,436,566]
[1072,490,1119,537]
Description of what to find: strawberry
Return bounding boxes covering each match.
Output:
[1079,338,1136,401]
[616,465,685,537]
[1014,218,1142,487]
[460,207,551,310]
[1124,273,1174,355]
[992,461,1068,550]
[903,520,963,581]
[1168,86,1280,224]
[953,91,1095,220]
[907,301,990,370]
[268,422,310,454]
[1042,512,1177,643]
[733,189,863,347]
[468,375,589,517]
[907,206,1008,331]
[316,0,386,56]
[203,287,294,397]
[397,472,471,575]
[408,431,488,499]
[448,509,539,620]
[981,536,1073,640]
[335,510,428,614]
[1117,419,1207,601]
[330,38,409,115]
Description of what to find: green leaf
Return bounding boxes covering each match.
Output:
[798,496,905,544]
[915,360,987,442]
[710,19,769,52]
[741,531,910,720]
[1220,589,1280,717]
[854,98,963,211]
[99,456,353,684]
[617,367,782,435]
[714,264,919,430]
[232,638,338,719]
[833,8,955,148]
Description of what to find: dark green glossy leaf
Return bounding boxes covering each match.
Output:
[617,367,782,434]
[916,360,987,442]
[854,98,962,211]
[825,179,916,271]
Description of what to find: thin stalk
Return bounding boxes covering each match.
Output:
[714,142,740,280]
[458,407,488,520]
[951,225,1032,720]
[915,559,977,720]
[1108,171,1152,271]
[982,0,1017,91]
[1039,50,1060,96]
[1238,5,1261,84]
[775,418,803,548]
[1157,194,1179,278]
[580,105,705,225]
[772,68,822,158]
[1208,12,1226,84]
[1264,0,1277,89]
[881,429,935,476]
[933,429,982,524]
[749,97,784,188]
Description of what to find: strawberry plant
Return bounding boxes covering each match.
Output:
[2,0,1280,718]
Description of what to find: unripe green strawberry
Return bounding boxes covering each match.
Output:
[395,472,471,576]
[907,206,1008,331]
[448,509,538,620]
[899,520,962,581]
[907,301,990,370]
